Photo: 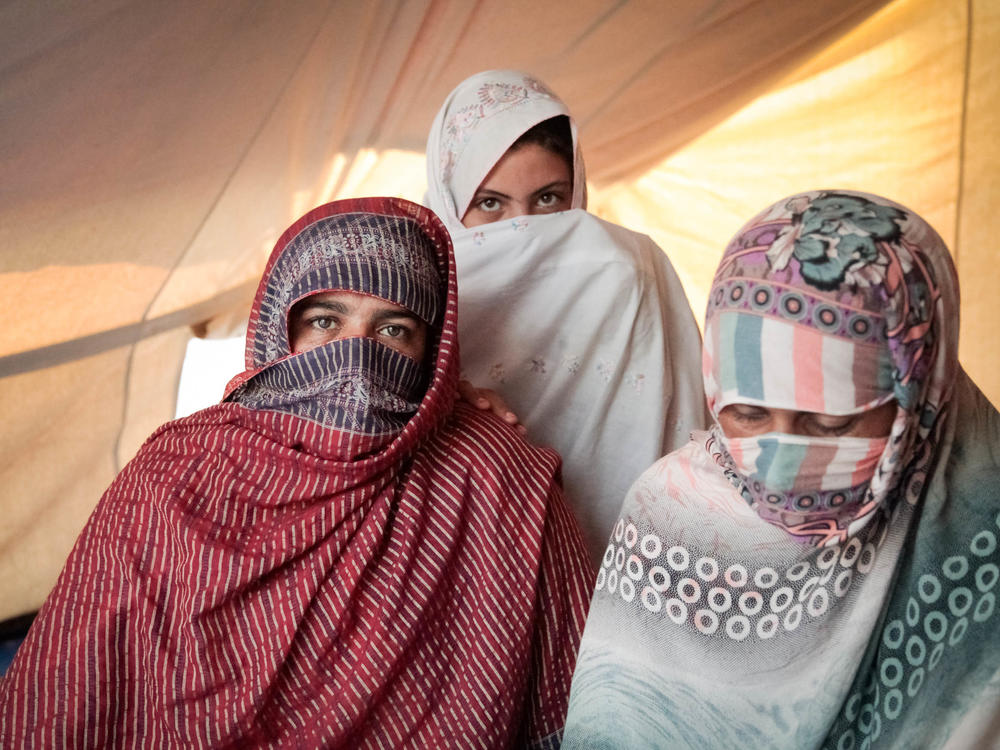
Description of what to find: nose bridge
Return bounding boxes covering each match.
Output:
[773,410,799,435]
[338,316,374,342]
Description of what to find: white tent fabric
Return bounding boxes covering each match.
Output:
[1,0,997,621]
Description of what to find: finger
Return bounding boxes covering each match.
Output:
[458,380,491,410]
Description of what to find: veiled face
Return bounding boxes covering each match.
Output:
[288,290,427,362]
[461,143,572,227]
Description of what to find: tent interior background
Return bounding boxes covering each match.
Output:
[2,0,997,626]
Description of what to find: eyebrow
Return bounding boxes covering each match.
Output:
[373,309,423,326]
[533,180,571,193]
[472,180,572,203]
[297,300,348,315]
[472,187,511,201]
[296,300,422,324]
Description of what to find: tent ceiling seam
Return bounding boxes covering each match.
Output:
[0,281,258,380]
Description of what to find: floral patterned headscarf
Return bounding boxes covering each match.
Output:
[703,190,959,544]
[563,191,999,750]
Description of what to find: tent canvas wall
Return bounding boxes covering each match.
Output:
[2,0,997,622]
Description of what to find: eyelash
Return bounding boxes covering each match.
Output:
[474,192,566,211]
[308,315,337,329]
[307,318,410,335]
[728,409,853,436]
[810,419,854,436]
[380,324,407,338]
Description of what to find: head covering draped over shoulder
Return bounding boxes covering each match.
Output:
[563,191,1000,749]
[703,190,958,544]
[425,69,587,229]
[0,198,594,749]
[424,71,706,566]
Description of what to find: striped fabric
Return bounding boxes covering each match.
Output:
[723,430,888,526]
[725,433,886,494]
[0,197,593,748]
[707,311,894,415]
[232,336,427,437]
[248,209,444,368]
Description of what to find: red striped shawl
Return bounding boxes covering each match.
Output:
[0,198,593,748]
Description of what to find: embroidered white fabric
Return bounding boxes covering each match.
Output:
[426,70,706,563]
[450,209,706,563]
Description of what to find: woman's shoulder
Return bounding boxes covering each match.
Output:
[418,403,564,522]
[437,401,562,474]
[576,211,690,286]
[630,434,709,481]
[578,211,659,255]
[941,371,1000,510]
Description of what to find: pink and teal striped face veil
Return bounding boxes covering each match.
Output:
[704,190,959,540]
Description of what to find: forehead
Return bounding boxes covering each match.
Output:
[292,290,418,317]
[481,143,571,188]
[273,212,442,318]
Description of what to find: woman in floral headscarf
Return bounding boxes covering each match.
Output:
[427,70,706,566]
[562,190,1000,748]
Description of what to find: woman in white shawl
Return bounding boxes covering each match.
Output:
[426,70,706,564]
[562,190,1000,748]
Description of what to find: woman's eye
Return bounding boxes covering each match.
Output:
[808,416,854,436]
[731,407,767,422]
[537,192,563,207]
[380,324,406,338]
[310,317,335,330]
[477,197,501,211]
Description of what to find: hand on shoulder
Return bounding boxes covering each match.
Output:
[458,380,527,435]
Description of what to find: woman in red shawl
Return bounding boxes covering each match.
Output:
[0,197,593,749]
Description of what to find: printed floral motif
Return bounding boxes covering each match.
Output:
[722,190,946,417]
[596,360,615,384]
[438,75,557,183]
[562,355,581,375]
[488,363,506,383]
[473,231,486,246]
[627,373,645,395]
[478,81,534,108]
[707,190,955,547]
[768,193,906,291]
[529,358,547,374]
[511,217,529,231]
